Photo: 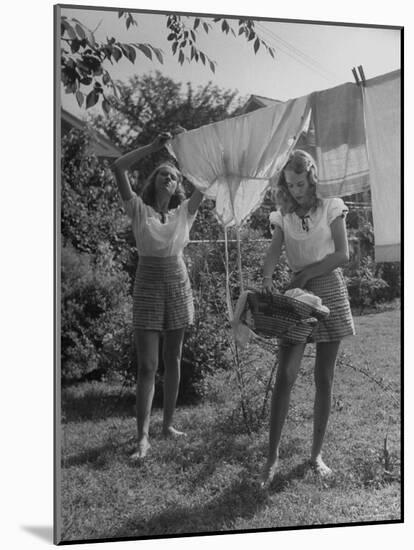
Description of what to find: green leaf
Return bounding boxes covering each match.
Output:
[136,43,153,60]
[203,22,209,33]
[209,61,215,73]
[76,91,84,107]
[102,71,111,85]
[111,45,122,62]
[193,18,200,30]
[118,10,125,18]
[172,41,178,55]
[62,20,76,40]
[178,50,184,65]
[86,89,99,108]
[74,23,86,40]
[254,37,260,53]
[167,33,175,41]
[72,18,96,46]
[102,99,110,115]
[151,47,164,64]
[80,76,92,86]
[124,44,136,63]
[200,52,206,65]
[70,39,81,53]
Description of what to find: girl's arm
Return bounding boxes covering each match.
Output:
[187,188,204,215]
[262,226,284,292]
[112,133,171,201]
[289,215,349,289]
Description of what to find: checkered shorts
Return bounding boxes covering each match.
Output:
[305,268,355,342]
[132,255,194,331]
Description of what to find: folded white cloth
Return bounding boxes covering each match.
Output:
[284,288,330,315]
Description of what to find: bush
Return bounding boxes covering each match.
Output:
[344,256,389,312]
[61,243,133,383]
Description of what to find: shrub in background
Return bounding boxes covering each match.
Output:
[61,243,133,383]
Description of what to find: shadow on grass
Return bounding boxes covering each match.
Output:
[115,475,269,537]
[62,387,136,422]
[267,460,311,493]
[63,441,122,469]
[115,459,310,538]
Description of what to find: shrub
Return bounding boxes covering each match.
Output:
[61,243,133,383]
[344,256,389,312]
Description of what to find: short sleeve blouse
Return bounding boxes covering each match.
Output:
[122,193,197,257]
[269,198,348,273]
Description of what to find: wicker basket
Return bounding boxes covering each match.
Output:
[246,291,330,344]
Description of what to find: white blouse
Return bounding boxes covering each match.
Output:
[122,194,197,257]
[269,198,348,273]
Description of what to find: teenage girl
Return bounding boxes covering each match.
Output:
[261,149,355,486]
[113,131,204,460]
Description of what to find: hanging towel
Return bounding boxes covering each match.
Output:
[362,70,401,262]
[169,95,310,227]
[311,82,370,198]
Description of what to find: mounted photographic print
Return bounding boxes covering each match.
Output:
[54,3,403,544]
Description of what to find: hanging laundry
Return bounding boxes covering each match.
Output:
[169,95,310,227]
[362,70,401,262]
[311,82,370,198]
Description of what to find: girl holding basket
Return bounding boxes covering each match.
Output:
[261,149,355,486]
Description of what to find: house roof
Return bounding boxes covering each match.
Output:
[61,108,122,160]
[240,94,283,114]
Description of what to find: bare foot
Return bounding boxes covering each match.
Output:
[259,458,279,489]
[310,455,333,477]
[130,437,151,461]
[162,426,187,438]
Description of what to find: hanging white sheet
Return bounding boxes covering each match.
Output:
[311,82,370,198]
[169,95,310,227]
[362,70,401,262]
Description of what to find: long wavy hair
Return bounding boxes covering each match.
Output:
[141,162,186,210]
[275,149,322,215]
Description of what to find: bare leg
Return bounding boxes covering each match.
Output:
[310,340,340,476]
[130,329,160,460]
[261,343,306,487]
[162,328,186,437]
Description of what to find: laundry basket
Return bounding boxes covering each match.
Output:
[246,291,330,344]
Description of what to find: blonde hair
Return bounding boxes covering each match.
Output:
[275,149,321,214]
[141,162,186,209]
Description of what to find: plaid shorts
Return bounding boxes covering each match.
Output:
[305,268,355,343]
[133,255,194,331]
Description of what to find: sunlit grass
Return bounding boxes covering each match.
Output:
[60,308,401,542]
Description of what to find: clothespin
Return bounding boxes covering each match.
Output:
[357,65,366,86]
[352,67,361,86]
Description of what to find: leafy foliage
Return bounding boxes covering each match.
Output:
[60,11,276,113]
[92,71,242,153]
[61,243,133,382]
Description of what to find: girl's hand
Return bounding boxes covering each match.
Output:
[262,276,273,294]
[287,270,309,290]
[152,132,172,151]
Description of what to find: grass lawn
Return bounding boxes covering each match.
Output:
[59,308,401,543]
